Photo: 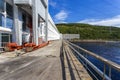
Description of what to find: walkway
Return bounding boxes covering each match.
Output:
[0,40,92,80]
[62,42,92,80]
[0,40,62,80]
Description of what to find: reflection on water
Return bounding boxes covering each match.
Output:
[73,42,120,80]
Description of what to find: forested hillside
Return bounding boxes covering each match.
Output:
[56,23,120,40]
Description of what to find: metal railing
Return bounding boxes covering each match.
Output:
[64,40,120,80]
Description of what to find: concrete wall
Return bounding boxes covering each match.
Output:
[32,0,60,42]
[62,34,80,40]
[36,0,46,20]
[14,0,32,6]
[0,0,60,46]
[48,14,60,40]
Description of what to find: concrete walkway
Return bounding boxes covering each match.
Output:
[0,40,92,80]
[63,42,92,80]
[0,40,63,80]
[24,40,62,57]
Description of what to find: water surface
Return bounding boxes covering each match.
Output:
[73,42,120,80]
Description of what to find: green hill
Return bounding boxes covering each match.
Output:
[56,23,120,40]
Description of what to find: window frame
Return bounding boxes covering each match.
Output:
[0,0,4,12]
[0,1,13,29]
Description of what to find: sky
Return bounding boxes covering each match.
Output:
[49,0,120,27]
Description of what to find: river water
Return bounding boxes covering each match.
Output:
[73,42,120,80]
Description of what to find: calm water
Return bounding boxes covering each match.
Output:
[73,42,120,80]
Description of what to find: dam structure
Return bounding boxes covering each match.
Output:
[0,0,92,80]
[0,0,60,47]
[0,0,120,80]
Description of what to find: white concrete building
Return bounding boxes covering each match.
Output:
[48,14,60,40]
[0,0,60,47]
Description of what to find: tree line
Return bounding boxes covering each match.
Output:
[56,23,120,40]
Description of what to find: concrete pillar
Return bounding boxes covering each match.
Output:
[13,4,22,45]
[45,0,48,42]
[0,33,1,47]
[32,0,38,45]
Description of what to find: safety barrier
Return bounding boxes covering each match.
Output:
[65,40,120,80]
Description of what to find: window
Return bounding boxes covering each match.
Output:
[1,33,12,42]
[0,0,4,12]
[0,2,13,29]
[0,14,4,27]
[6,3,13,18]
[0,0,4,27]
[22,14,26,31]
[6,17,13,29]
[0,14,2,26]
[6,3,13,29]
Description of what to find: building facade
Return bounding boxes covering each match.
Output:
[0,0,60,47]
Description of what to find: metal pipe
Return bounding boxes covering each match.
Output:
[103,64,106,80]
[109,66,111,78]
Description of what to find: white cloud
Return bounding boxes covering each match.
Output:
[78,15,120,27]
[54,10,68,21]
[56,21,68,24]
[49,0,57,7]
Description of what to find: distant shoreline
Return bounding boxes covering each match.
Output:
[70,39,120,43]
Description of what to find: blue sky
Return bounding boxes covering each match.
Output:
[49,0,120,27]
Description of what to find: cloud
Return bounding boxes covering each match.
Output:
[54,10,68,22]
[78,15,120,27]
[49,0,57,7]
[56,21,68,24]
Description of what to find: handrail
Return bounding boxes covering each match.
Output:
[66,40,120,72]
[64,40,120,80]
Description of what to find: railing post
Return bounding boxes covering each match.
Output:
[103,64,106,80]
[85,53,88,68]
[66,40,120,80]
[109,66,111,79]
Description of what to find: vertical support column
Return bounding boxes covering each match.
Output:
[32,0,38,45]
[13,4,22,45]
[0,33,1,47]
[8,34,10,43]
[45,0,48,42]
